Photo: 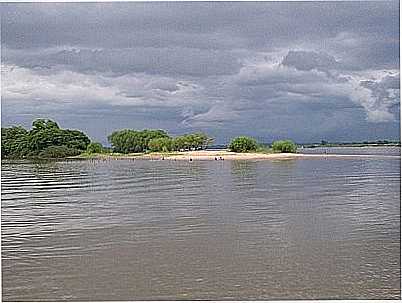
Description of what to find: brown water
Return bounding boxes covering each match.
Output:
[2,150,401,300]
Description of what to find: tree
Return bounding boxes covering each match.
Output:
[1,126,30,158]
[108,129,213,153]
[172,135,188,151]
[1,119,91,158]
[87,142,105,154]
[27,119,90,153]
[148,137,174,152]
[31,118,60,131]
[61,129,91,150]
[172,133,213,151]
[272,140,297,153]
[228,136,258,152]
[191,132,214,149]
[108,129,170,153]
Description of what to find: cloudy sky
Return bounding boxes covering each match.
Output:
[1,2,400,144]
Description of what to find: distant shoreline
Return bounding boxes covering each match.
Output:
[71,150,401,161]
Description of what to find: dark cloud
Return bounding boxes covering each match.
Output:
[3,47,241,77]
[1,1,399,143]
[282,50,340,72]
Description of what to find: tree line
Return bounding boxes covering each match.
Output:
[108,129,213,153]
[2,118,297,159]
[2,119,90,159]
[2,119,214,158]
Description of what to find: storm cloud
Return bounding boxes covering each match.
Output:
[1,2,400,144]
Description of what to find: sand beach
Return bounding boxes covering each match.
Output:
[75,149,401,161]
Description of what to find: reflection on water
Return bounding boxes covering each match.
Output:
[2,150,401,300]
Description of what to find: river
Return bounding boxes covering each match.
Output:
[2,147,400,300]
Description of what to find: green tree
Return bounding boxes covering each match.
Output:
[172,135,187,151]
[272,140,297,153]
[172,132,213,151]
[61,130,91,150]
[228,136,258,152]
[190,132,214,149]
[108,129,170,153]
[28,119,90,153]
[148,137,174,152]
[1,126,30,158]
[1,119,91,158]
[87,142,105,154]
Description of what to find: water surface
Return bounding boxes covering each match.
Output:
[2,148,401,300]
[301,146,401,156]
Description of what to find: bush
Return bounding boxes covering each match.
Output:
[228,136,258,152]
[38,146,82,158]
[87,142,104,154]
[272,140,297,153]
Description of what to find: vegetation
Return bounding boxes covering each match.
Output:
[4,118,396,160]
[272,140,297,153]
[86,142,106,154]
[256,144,273,154]
[172,133,213,151]
[148,137,174,152]
[2,119,91,159]
[1,126,30,158]
[228,136,258,152]
[108,129,213,153]
[2,119,214,159]
[38,146,82,158]
[108,129,169,153]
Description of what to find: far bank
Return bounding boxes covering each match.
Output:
[70,149,401,161]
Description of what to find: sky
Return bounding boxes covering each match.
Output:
[1,1,400,144]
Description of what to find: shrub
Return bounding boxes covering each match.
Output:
[272,140,297,153]
[228,136,258,152]
[87,142,104,154]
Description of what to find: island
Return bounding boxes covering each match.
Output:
[2,118,400,161]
